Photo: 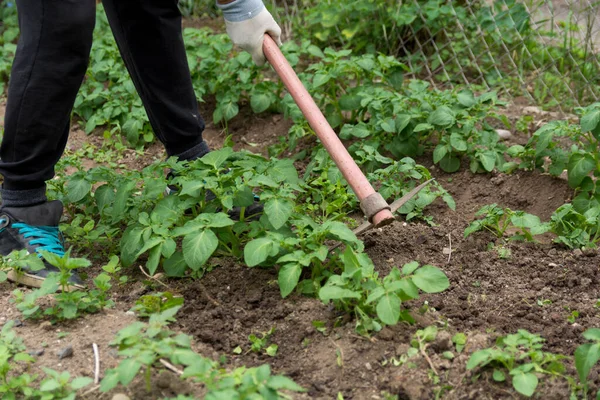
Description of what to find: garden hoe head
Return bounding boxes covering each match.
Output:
[262,35,433,239]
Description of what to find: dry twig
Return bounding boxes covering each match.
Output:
[197,282,221,307]
[420,344,438,376]
[92,343,100,384]
[159,358,184,375]
[447,233,453,263]
[138,265,171,289]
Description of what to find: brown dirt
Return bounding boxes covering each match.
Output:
[1,96,599,400]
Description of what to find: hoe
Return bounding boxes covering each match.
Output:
[262,35,432,237]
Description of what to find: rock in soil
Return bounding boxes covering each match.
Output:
[57,345,73,359]
[28,349,44,357]
[111,395,131,400]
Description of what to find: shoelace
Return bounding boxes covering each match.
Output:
[11,222,65,257]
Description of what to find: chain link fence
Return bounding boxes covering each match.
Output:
[272,0,600,113]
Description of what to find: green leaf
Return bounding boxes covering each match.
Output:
[163,252,187,277]
[413,123,434,132]
[182,229,218,271]
[117,358,142,386]
[457,90,476,107]
[479,150,496,172]
[70,377,93,390]
[198,147,233,170]
[39,379,61,392]
[319,286,361,302]
[438,154,460,172]
[324,221,358,243]
[411,265,449,293]
[402,261,419,275]
[135,237,163,259]
[162,237,177,259]
[278,263,302,298]
[510,213,541,229]
[339,94,362,111]
[467,350,491,369]
[365,287,386,304]
[146,244,162,276]
[200,213,236,228]
[581,109,600,132]
[575,342,600,383]
[568,153,596,188]
[450,132,467,152]
[511,371,538,397]
[583,328,600,341]
[268,375,304,392]
[381,118,396,133]
[493,369,506,382]
[433,145,448,164]
[100,370,120,393]
[265,198,293,229]
[250,92,271,113]
[387,68,404,90]
[66,178,92,203]
[313,73,330,87]
[244,238,275,267]
[376,293,401,325]
[428,106,455,127]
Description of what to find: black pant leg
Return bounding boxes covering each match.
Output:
[0,0,96,190]
[102,0,208,159]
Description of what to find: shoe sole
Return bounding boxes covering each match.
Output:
[6,270,85,292]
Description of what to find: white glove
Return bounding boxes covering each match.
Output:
[218,0,282,66]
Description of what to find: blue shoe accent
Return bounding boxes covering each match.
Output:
[11,223,65,257]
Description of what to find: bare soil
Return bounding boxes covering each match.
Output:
[1,97,599,400]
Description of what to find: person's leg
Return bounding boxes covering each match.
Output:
[0,0,95,288]
[102,0,209,161]
[0,0,96,205]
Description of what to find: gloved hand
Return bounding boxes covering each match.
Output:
[217,0,282,66]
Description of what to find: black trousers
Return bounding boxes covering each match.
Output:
[0,0,208,191]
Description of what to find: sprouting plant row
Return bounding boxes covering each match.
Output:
[464,102,600,249]
[0,303,304,399]
[466,328,600,399]
[48,144,453,333]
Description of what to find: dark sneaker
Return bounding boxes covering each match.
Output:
[0,200,84,290]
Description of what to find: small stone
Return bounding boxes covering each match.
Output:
[523,106,545,115]
[40,321,53,331]
[125,311,135,316]
[431,331,453,352]
[548,262,558,267]
[156,373,171,389]
[111,394,131,400]
[13,320,23,327]
[573,249,583,258]
[365,362,372,371]
[378,327,394,341]
[496,129,512,140]
[583,248,597,257]
[57,345,73,359]
[28,349,44,357]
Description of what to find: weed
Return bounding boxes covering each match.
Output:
[7,250,114,323]
[101,307,303,397]
[464,204,549,241]
[248,327,277,355]
[467,330,571,397]
[131,292,184,318]
[574,328,600,399]
[319,251,450,334]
